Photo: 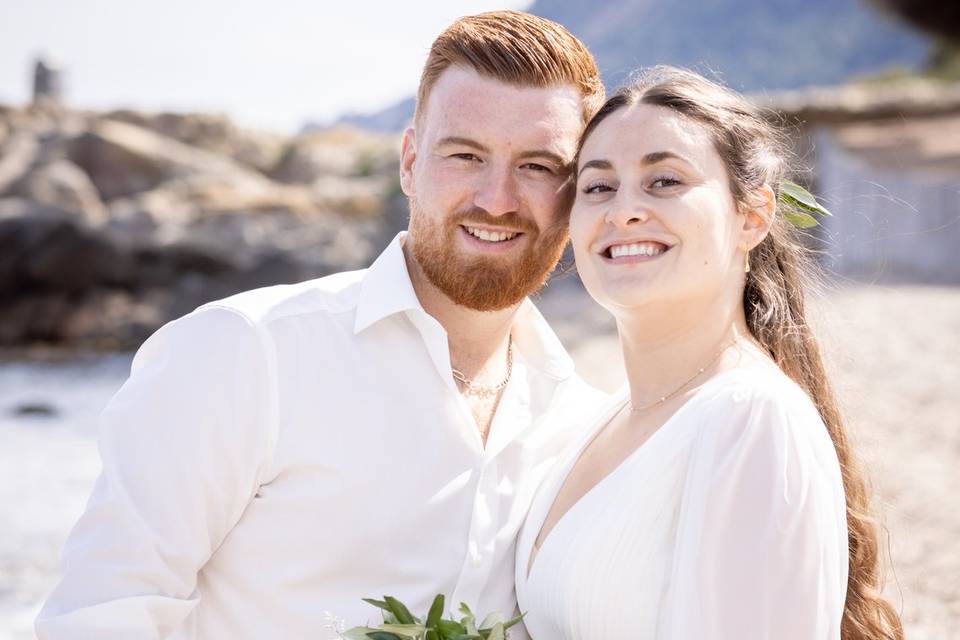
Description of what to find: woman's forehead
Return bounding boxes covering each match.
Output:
[581,103,716,165]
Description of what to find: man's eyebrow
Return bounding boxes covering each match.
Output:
[435,136,489,153]
[516,149,568,168]
[437,137,568,168]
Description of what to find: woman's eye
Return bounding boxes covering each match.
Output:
[649,176,682,188]
[583,181,615,194]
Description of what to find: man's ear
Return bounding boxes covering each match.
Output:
[739,183,776,251]
[399,127,417,197]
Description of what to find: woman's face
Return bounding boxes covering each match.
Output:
[571,102,767,317]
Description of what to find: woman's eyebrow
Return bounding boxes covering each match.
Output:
[578,159,612,176]
[641,150,691,166]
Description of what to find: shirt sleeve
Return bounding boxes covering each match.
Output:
[36,305,277,639]
[661,380,849,640]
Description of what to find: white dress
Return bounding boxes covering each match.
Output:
[515,365,849,640]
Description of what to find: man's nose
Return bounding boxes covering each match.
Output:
[473,164,520,217]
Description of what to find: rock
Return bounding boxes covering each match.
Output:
[0,288,165,348]
[67,119,275,200]
[269,126,398,184]
[11,159,106,223]
[312,175,389,217]
[57,289,167,347]
[0,292,75,344]
[0,105,403,350]
[12,402,58,418]
[0,132,39,195]
[0,198,131,292]
[103,110,286,173]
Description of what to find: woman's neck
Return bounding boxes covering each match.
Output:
[615,293,757,407]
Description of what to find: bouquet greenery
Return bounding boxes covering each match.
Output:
[341,594,522,640]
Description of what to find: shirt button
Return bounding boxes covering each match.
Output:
[472,553,483,568]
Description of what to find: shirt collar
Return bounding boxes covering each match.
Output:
[354,231,576,381]
[353,232,422,335]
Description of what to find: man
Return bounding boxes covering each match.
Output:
[37,11,605,639]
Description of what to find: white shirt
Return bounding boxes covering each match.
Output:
[516,365,848,639]
[37,233,605,640]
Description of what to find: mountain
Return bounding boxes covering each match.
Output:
[330,0,929,132]
[532,0,929,91]
[331,97,417,134]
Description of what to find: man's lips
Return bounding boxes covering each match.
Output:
[459,223,526,244]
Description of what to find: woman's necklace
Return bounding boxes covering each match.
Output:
[629,339,737,414]
[451,336,513,399]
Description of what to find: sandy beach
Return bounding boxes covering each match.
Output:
[2,279,957,638]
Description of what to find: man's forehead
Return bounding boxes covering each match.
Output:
[422,66,583,156]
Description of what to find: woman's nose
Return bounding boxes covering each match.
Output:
[604,193,650,227]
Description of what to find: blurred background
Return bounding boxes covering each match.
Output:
[1,0,958,638]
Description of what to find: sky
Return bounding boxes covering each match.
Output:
[0,0,531,133]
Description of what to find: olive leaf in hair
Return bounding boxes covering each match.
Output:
[778,180,832,229]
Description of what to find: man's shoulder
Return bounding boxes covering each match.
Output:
[552,374,612,423]
[199,267,369,327]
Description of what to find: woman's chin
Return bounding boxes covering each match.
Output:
[584,280,664,314]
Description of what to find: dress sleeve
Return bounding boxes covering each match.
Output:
[36,305,277,639]
[661,380,849,640]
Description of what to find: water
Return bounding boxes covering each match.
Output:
[0,354,131,638]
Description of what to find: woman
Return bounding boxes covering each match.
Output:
[515,67,902,639]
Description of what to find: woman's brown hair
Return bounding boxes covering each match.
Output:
[579,66,902,639]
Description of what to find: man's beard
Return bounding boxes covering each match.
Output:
[408,198,569,312]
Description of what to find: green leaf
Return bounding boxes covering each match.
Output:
[477,612,504,630]
[486,622,505,640]
[340,627,384,640]
[367,633,406,640]
[376,623,426,638]
[458,602,478,635]
[436,619,467,639]
[426,594,445,628]
[502,613,525,631]
[782,209,820,229]
[781,180,831,216]
[385,596,417,625]
[363,598,393,612]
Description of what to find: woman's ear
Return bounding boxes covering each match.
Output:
[739,184,776,251]
[399,127,417,197]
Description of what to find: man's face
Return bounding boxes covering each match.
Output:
[400,65,584,311]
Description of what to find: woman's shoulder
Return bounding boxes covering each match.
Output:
[691,362,833,456]
[699,361,821,417]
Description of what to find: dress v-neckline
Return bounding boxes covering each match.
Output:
[523,369,745,582]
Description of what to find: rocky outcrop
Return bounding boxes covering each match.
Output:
[0,105,403,350]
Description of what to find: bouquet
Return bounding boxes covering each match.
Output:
[341,594,522,640]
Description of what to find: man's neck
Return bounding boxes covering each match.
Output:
[402,242,517,378]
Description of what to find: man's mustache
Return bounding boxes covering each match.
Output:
[450,208,539,234]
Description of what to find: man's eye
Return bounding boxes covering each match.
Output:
[521,162,552,173]
[452,153,480,162]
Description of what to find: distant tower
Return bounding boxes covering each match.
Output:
[32,55,63,106]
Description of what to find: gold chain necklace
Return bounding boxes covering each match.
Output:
[629,340,737,414]
[451,336,513,399]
